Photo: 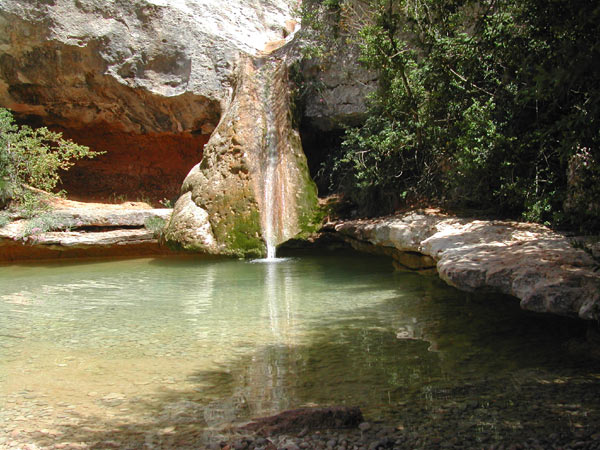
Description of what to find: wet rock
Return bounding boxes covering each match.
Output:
[240,406,364,435]
[165,55,319,257]
[280,441,300,450]
[358,423,371,432]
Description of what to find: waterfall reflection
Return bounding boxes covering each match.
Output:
[253,260,298,414]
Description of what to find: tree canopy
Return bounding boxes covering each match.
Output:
[304,0,600,231]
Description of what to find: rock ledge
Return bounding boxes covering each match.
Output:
[0,200,175,261]
[335,210,600,320]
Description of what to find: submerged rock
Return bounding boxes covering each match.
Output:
[240,406,364,435]
[336,210,600,320]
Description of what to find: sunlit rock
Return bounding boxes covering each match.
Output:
[165,55,319,258]
[0,0,297,132]
[0,201,174,261]
[162,191,218,253]
[336,211,600,320]
[0,0,299,203]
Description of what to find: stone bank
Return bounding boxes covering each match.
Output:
[335,210,600,320]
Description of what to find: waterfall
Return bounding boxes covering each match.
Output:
[166,52,318,258]
[263,72,279,259]
[259,58,288,260]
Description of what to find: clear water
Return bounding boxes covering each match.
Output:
[0,250,598,446]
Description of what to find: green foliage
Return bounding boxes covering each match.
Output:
[315,0,600,228]
[21,212,70,238]
[0,108,103,213]
[159,198,173,208]
[0,211,10,228]
[296,0,362,59]
[7,212,74,243]
[144,216,167,238]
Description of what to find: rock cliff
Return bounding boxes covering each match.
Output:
[163,54,319,257]
[0,0,299,201]
[0,0,297,130]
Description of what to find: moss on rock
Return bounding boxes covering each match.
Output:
[166,55,319,258]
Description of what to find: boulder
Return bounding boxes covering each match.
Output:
[164,54,319,257]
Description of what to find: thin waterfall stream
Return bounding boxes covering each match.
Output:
[256,56,298,260]
[263,79,279,260]
[261,58,281,260]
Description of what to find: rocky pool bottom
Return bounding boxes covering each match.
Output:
[0,250,599,450]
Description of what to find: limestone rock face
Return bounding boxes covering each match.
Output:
[301,45,377,131]
[163,191,218,253]
[0,0,301,203]
[336,211,600,320]
[0,200,175,261]
[50,208,172,228]
[164,55,319,257]
[0,0,297,133]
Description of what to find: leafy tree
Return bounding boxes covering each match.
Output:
[0,108,102,214]
[307,0,600,229]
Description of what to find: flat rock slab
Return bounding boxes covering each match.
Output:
[335,210,600,320]
[0,201,174,260]
[50,208,172,227]
[26,228,157,247]
[0,209,170,241]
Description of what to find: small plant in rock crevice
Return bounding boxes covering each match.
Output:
[159,198,173,208]
[16,213,72,243]
[144,216,167,239]
[0,211,10,228]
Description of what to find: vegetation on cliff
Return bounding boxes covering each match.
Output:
[301,0,600,232]
[0,108,102,215]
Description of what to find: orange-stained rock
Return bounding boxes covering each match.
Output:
[56,126,209,204]
[0,235,173,262]
[164,55,319,258]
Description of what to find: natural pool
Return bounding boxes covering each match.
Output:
[0,250,599,448]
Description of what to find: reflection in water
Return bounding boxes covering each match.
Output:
[0,251,597,445]
[235,260,299,418]
[183,264,215,329]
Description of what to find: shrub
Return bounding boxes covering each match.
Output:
[306,0,600,230]
[144,216,167,238]
[0,108,103,213]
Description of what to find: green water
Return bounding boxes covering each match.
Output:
[0,250,598,446]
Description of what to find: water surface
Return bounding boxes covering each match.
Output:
[0,250,598,447]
